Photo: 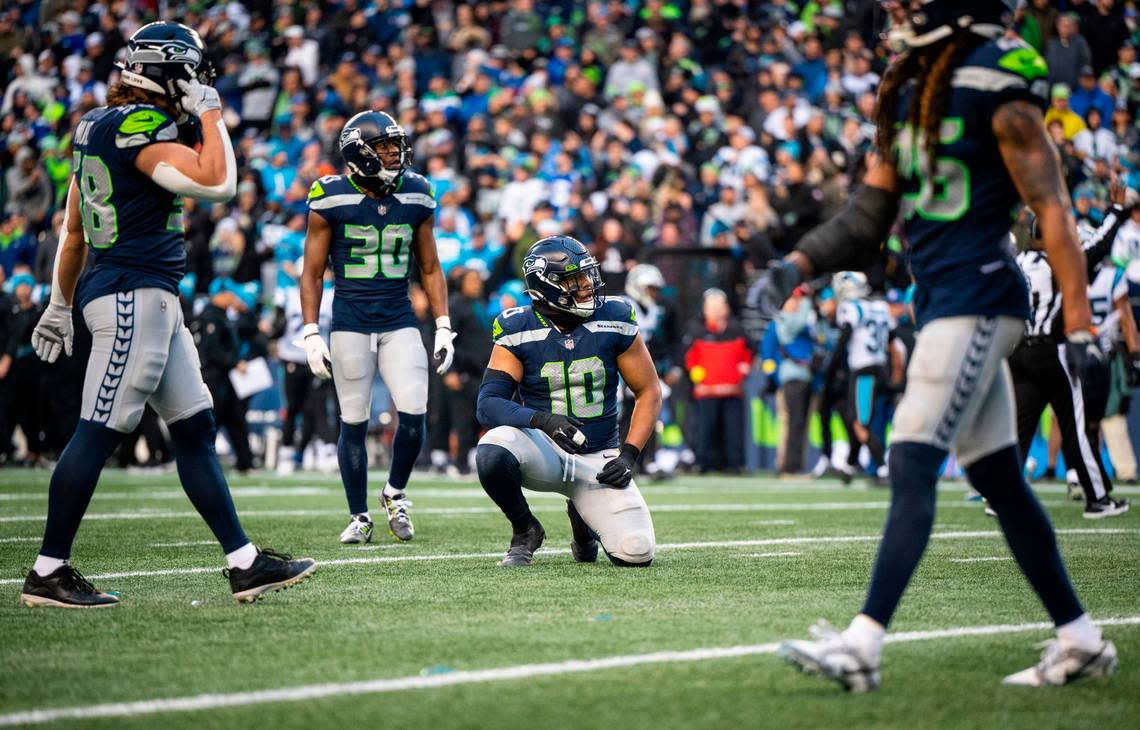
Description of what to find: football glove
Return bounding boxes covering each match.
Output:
[302,323,332,380]
[177,79,222,117]
[530,411,587,454]
[31,303,73,364]
[1064,330,1104,386]
[758,259,803,317]
[596,443,641,489]
[433,317,457,375]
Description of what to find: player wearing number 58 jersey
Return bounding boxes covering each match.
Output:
[301,110,456,545]
[475,236,661,568]
[21,21,315,608]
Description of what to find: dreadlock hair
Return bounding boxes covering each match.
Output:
[106,81,176,116]
[873,31,987,176]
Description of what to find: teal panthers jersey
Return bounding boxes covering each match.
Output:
[895,38,1049,327]
[492,299,639,452]
[72,105,186,309]
[307,172,436,333]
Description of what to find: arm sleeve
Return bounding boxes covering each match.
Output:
[1079,204,1127,271]
[476,368,536,428]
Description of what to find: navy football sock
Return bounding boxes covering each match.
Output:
[475,444,534,531]
[387,411,425,492]
[168,410,249,554]
[39,419,125,559]
[338,420,370,514]
[861,441,946,626]
[966,445,1084,626]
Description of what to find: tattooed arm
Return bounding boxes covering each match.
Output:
[994,100,1092,334]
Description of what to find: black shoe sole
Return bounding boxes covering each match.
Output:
[232,561,317,604]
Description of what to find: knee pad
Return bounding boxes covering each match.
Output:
[168,409,218,448]
[476,443,522,482]
[605,533,654,567]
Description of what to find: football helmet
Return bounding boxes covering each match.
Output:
[117,22,215,111]
[832,271,870,303]
[625,263,665,310]
[522,236,604,321]
[339,110,411,194]
[884,0,1015,51]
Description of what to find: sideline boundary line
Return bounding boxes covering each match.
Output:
[2,616,1137,726]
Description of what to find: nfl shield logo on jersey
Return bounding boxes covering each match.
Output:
[378,204,387,216]
[563,338,575,350]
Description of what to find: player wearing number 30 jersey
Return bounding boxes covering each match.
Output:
[475,236,662,567]
[300,110,455,545]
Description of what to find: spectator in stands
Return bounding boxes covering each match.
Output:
[4,147,53,229]
[1071,66,1115,124]
[1046,13,1092,89]
[685,289,753,474]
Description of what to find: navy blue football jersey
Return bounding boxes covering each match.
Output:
[492,299,640,452]
[307,172,436,333]
[895,38,1049,327]
[72,104,186,308]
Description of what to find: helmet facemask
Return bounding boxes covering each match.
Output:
[341,123,411,194]
[526,256,605,320]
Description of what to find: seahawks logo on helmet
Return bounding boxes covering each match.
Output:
[117,21,215,114]
[338,110,411,195]
[522,236,604,321]
[523,256,548,276]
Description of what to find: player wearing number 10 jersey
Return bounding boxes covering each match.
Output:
[301,111,456,545]
[474,236,661,568]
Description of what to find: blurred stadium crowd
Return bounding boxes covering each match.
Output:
[1,0,1139,480]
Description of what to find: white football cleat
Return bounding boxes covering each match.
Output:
[339,515,374,544]
[779,620,881,693]
[1002,637,1118,687]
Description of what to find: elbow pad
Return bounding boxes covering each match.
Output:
[476,369,535,428]
[150,119,237,202]
[795,185,899,274]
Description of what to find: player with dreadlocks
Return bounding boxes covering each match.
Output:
[765,1,1118,690]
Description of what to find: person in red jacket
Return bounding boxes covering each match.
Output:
[684,288,753,473]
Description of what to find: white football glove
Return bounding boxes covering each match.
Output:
[177,79,222,117]
[31,303,73,364]
[433,317,457,375]
[302,323,332,380]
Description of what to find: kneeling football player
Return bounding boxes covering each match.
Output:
[475,236,661,566]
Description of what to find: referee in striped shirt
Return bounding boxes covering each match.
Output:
[1010,191,1131,519]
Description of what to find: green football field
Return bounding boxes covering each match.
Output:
[0,469,1137,729]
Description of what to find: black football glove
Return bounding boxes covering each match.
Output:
[596,443,641,489]
[1064,330,1104,386]
[758,259,803,318]
[530,411,587,453]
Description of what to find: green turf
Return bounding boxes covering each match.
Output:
[0,469,1136,729]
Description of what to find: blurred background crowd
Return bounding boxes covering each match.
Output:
[1,0,1139,481]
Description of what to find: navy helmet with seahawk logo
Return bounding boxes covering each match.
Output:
[522,236,604,320]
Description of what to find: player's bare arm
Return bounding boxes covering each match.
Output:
[412,215,457,374]
[134,88,236,202]
[994,99,1092,334]
[298,208,332,380]
[30,179,85,362]
[1116,294,1140,355]
[615,334,662,452]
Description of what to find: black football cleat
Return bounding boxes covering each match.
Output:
[1083,496,1130,520]
[225,548,316,603]
[21,565,120,608]
[566,500,598,563]
[498,518,546,566]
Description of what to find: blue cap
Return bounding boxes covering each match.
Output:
[885,288,904,304]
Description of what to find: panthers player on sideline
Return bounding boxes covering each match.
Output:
[300,110,456,544]
[474,236,661,567]
[832,272,896,484]
[21,22,315,607]
[766,0,1117,690]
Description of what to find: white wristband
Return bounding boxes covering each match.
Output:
[435,316,452,330]
[302,323,321,338]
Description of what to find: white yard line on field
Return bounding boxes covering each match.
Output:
[1,529,1134,586]
[0,500,1074,524]
[148,541,219,548]
[748,552,802,558]
[950,557,1014,563]
[1,616,1138,727]
[0,536,38,543]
